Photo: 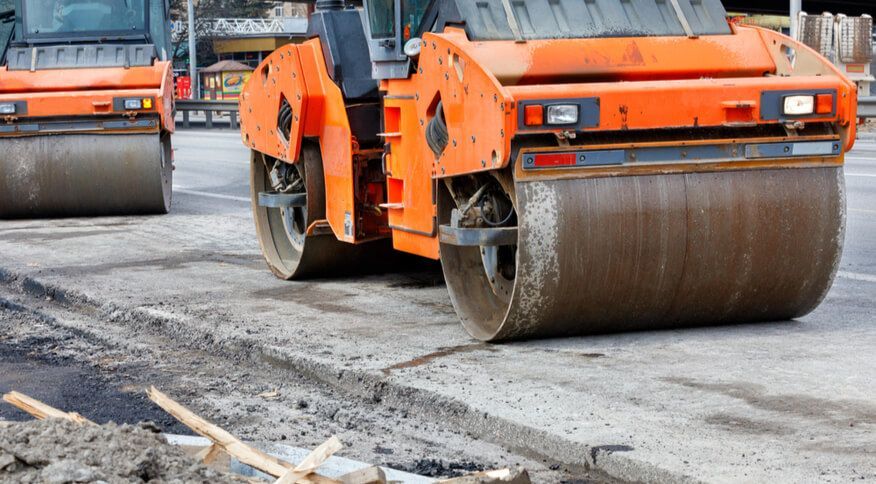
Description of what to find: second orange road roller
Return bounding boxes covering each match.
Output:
[0,0,174,218]
[239,0,857,341]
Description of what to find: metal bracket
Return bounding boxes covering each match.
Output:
[257,192,307,208]
[668,0,696,38]
[438,225,518,247]
[500,0,525,42]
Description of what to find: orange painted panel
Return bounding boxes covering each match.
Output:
[0,61,174,132]
[298,41,356,243]
[0,63,166,93]
[240,39,356,242]
[506,75,856,133]
[405,30,514,179]
[459,27,777,85]
[381,83,439,259]
[239,45,308,162]
[157,61,175,133]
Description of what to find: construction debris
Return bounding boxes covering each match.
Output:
[3,391,94,426]
[438,468,530,484]
[0,419,243,483]
[146,386,339,482]
[2,390,529,483]
[338,466,387,484]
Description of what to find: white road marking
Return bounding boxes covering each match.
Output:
[837,271,876,283]
[174,131,243,139]
[850,208,876,215]
[845,173,876,178]
[173,187,250,203]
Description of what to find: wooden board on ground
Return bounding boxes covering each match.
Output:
[438,468,531,484]
[338,466,387,484]
[147,386,340,483]
[2,391,94,425]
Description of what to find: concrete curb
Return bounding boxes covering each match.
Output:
[0,266,702,484]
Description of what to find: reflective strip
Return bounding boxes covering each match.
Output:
[522,140,842,170]
[793,141,840,156]
[745,141,840,159]
[525,150,624,169]
[0,118,157,134]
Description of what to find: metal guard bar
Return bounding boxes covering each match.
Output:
[439,225,518,247]
[258,191,307,208]
[0,117,159,135]
[521,139,842,170]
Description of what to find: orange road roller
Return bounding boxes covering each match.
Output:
[0,0,174,218]
[240,0,857,341]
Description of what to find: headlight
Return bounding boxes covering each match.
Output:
[783,95,815,116]
[546,104,579,125]
[124,99,143,110]
[0,103,16,115]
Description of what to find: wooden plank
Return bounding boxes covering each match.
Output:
[275,436,343,484]
[337,466,387,484]
[196,443,224,465]
[146,386,339,483]
[2,391,94,425]
[437,468,531,484]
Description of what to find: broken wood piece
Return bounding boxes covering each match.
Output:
[147,386,291,476]
[146,386,339,483]
[437,468,531,484]
[195,443,224,465]
[2,391,94,426]
[257,389,281,400]
[338,466,387,484]
[275,436,343,484]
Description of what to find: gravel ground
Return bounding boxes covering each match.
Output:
[0,290,604,483]
[0,419,239,484]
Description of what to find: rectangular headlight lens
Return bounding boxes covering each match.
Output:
[546,104,579,125]
[783,95,815,116]
[124,99,143,110]
[0,103,16,115]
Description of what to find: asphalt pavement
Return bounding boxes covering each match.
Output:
[0,129,873,483]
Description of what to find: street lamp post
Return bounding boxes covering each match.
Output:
[790,0,802,40]
[187,0,199,100]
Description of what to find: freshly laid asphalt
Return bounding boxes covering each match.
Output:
[0,129,873,483]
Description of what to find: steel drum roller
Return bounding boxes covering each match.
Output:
[441,166,845,341]
[0,134,171,218]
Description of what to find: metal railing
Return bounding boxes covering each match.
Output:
[209,18,286,35]
[171,17,308,40]
[176,100,240,129]
[859,97,876,118]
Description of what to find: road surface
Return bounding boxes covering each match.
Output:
[0,129,874,483]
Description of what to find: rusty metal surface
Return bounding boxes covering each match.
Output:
[442,166,845,341]
[0,133,171,219]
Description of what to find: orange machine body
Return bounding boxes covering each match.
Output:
[0,61,175,137]
[239,23,857,260]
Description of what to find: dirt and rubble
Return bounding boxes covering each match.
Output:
[0,289,600,483]
[0,419,240,484]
